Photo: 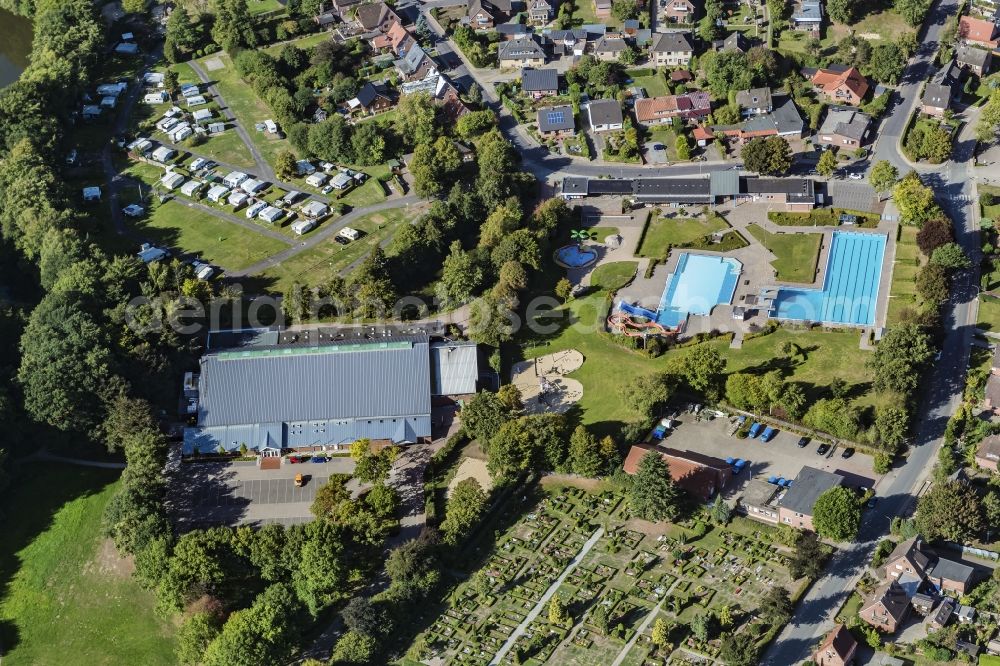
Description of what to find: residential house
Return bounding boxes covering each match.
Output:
[395,44,437,82]
[529,0,556,24]
[976,433,1000,471]
[497,23,530,40]
[735,87,773,116]
[587,98,624,131]
[985,344,1000,414]
[956,43,993,76]
[792,0,823,34]
[537,105,576,138]
[928,598,955,630]
[182,333,471,455]
[860,580,911,633]
[737,478,782,524]
[467,0,512,29]
[715,31,750,52]
[498,36,547,68]
[957,605,976,624]
[712,97,805,143]
[911,592,936,615]
[811,66,869,105]
[662,0,696,23]
[650,32,694,67]
[354,2,399,33]
[816,107,871,148]
[774,466,843,529]
[314,11,338,28]
[883,537,934,582]
[959,15,1000,49]
[922,58,962,117]
[347,81,394,115]
[373,21,412,55]
[927,557,976,595]
[544,29,589,58]
[522,68,559,98]
[813,624,858,666]
[622,443,733,501]
[592,36,629,61]
[400,72,470,121]
[622,19,640,36]
[633,92,711,125]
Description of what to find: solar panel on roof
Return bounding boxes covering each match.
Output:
[547,111,565,125]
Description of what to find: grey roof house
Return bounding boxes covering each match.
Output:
[956,43,992,76]
[816,107,871,147]
[776,466,844,530]
[735,87,773,116]
[183,334,475,455]
[498,36,547,67]
[537,104,576,135]
[522,68,559,96]
[587,98,623,131]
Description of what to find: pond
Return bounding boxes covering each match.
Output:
[0,7,32,89]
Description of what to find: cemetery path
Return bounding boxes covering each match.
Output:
[489,527,604,666]
[607,578,681,666]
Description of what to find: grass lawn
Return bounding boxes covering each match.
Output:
[521,291,872,432]
[979,295,1000,332]
[828,9,914,43]
[257,206,419,292]
[247,0,284,14]
[569,0,601,28]
[263,31,332,56]
[197,52,295,169]
[887,226,921,325]
[626,68,668,97]
[0,465,175,666]
[637,214,729,258]
[131,199,289,271]
[339,167,390,208]
[981,184,1000,221]
[590,261,638,291]
[194,129,256,169]
[746,224,823,283]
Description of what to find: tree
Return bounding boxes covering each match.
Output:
[915,479,984,541]
[548,593,569,626]
[867,323,935,394]
[442,478,488,545]
[569,425,603,477]
[394,92,439,148]
[440,241,484,305]
[629,450,682,522]
[176,611,221,665]
[611,0,640,20]
[717,605,733,627]
[679,345,726,395]
[598,436,621,475]
[760,586,793,625]
[893,172,941,226]
[354,451,391,484]
[710,494,731,525]
[789,531,826,579]
[488,414,568,477]
[895,0,932,26]
[619,371,674,422]
[365,482,399,518]
[827,0,859,22]
[812,486,862,541]
[651,617,670,647]
[865,43,906,84]
[331,630,378,664]
[386,532,440,600]
[870,160,899,192]
[720,632,759,666]
[341,596,386,637]
[741,136,792,175]
[456,110,495,139]
[874,406,909,453]
[691,612,710,641]
[817,149,838,177]
[555,277,573,301]
[202,584,301,666]
[462,390,519,443]
[591,604,610,634]
[915,263,949,305]
[931,242,971,270]
[212,0,259,52]
[165,7,200,62]
[916,218,954,255]
[675,133,691,161]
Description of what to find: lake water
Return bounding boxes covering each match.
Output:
[0,8,32,89]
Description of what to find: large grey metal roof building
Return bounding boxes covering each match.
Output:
[183,334,473,455]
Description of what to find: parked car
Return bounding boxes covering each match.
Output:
[796,436,810,448]
[287,456,301,463]
[760,427,778,443]
[310,456,327,463]
[841,447,855,459]
[748,422,763,438]
[816,443,830,456]
[848,172,864,180]
[867,496,878,509]
[334,235,349,245]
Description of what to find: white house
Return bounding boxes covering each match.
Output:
[306,172,328,188]
[228,191,250,208]
[144,91,169,104]
[258,206,285,224]
[181,180,204,197]
[223,171,249,188]
[291,219,317,235]
[82,186,102,202]
[192,108,213,123]
[206,185,230,203]
[240,178,267,195]
[151,146,177,162]
[186,95,207,107]
[161,172,186,190]
[301,200,329,218]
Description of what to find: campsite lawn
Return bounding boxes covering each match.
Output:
[520,291,872,434]
[746,224,823,283]
[0,465,175,666]
[258,206,421,292]
[636,214,730,258]
[131,199,289,271]
[194,129,256,170]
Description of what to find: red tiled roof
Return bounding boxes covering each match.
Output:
[622,443,732,501]
[814,624,857,665]
[811,66,869,100]
[960,16,998,44]
[693,126,713,140]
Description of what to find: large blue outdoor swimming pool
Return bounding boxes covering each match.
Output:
[656,253,742,328]
[771,231,886,326]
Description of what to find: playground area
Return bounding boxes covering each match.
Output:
[510,349,585,414]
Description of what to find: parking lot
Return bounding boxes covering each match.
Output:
[660,411,880,493]
[173,457,357,528]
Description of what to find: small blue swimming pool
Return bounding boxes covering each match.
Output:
[555,244,598,268]
[771,231,886,326]
[656,253,742,327]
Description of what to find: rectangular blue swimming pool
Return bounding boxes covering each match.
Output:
[771,231,886,326]
[656,253,742,328]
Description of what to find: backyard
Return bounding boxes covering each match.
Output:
[978,295,1000,332]
[0,465,175,666]
[626,69,668,98]
[402,484,799,666]
[130,199,289,272]
[746,225,823,283]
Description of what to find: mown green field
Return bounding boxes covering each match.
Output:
[746,224,823,283]
[0,465,175,666]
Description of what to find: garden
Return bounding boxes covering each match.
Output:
[636,210,747,258]
[403,485,798,666]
